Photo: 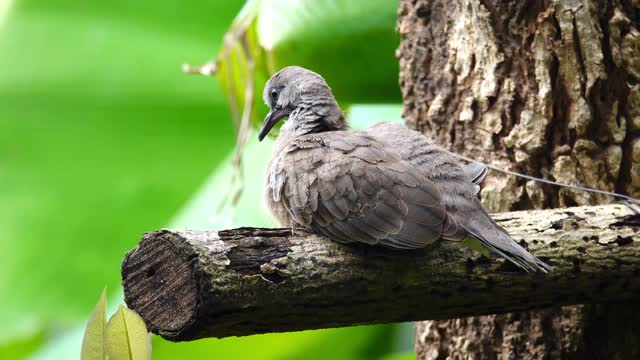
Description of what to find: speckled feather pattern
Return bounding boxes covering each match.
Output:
[262,66,549,272]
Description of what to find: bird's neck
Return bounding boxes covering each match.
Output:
[284,101,347,136]
[273,109,346,153]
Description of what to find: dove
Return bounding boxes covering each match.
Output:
[258,66,550,272]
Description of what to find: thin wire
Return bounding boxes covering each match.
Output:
[449,152,640,206]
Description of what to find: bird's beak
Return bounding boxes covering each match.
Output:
[258,108,291,142]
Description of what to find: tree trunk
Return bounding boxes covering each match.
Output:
[397,0,640,358]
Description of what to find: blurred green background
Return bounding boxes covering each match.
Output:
[0,0,411,358]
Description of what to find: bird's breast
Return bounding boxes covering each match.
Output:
[264,154,295,228]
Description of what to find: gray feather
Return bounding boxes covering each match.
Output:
[464,162,488,185]
[262,66,550,273]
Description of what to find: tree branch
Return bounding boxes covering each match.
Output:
[121,204,640,341]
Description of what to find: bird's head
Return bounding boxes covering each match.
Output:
[258,66,346,141]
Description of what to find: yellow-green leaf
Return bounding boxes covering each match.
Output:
[215,0,400,131]
[106,305,151,360]
[81,288,107,360]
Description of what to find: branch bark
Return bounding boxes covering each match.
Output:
[121,204,639,341]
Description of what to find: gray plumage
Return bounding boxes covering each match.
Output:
[258,66,550,273]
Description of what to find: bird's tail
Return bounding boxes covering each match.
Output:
[453,207,551,273]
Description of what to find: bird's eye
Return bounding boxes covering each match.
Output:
[270,89,278,100]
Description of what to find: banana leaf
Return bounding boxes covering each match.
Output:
[191,0,400,136]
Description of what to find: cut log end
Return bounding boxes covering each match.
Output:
[122,231,198,337]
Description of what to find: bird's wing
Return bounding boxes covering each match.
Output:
[361,122,549,271]
[272,132,447,249]
[461,162,487,196]
[445,195,551,272]
[463,162,488,185]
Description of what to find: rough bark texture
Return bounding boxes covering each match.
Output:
[397,0,640,358]
[121,204,640,341]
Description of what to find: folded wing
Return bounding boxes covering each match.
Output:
[273,132,447,249]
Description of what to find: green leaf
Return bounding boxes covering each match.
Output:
[215,0,400,131]
[106,305,151,360]
[260,0,400,103]
[81,289,107,360]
